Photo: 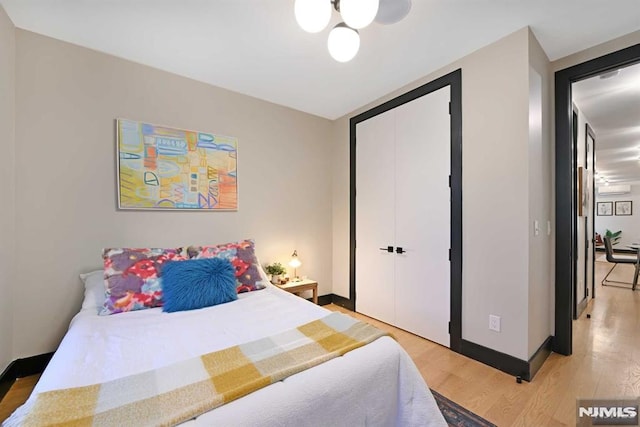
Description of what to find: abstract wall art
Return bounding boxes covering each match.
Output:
[116,119,238,211]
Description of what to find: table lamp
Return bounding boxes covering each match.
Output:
[289,250,302,281]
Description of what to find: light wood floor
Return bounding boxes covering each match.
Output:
[1,259,638,425]
[328,260,640,426]
[0,375,39,422]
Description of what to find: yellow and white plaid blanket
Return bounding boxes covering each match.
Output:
[5,312,387,427]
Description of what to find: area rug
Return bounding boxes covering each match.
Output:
[431,389,496,427]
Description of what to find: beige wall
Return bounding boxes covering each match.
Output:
[13,30,333,358]
[460,29,530,360]
[552,30,640,72]
[527,30,554,357]
[332,28,534,360]
[0,5,15,373]
[331,117,350,298]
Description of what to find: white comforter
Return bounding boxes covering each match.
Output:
[12,285,446,426]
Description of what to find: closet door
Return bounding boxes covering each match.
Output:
[394,87,451,346]
[355,109,396,324]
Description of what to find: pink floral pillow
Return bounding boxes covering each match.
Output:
[101,248,185,315]
[185,239,265,293]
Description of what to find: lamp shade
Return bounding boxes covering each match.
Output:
[295,0,332,33]
[340,0,379,29]
[289,250,302,269]
[328,23,360,62]
[289,258,302,269]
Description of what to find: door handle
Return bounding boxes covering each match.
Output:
[379,246,394,253]
[396,247,405,254]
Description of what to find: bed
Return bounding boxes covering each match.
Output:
[5,266,446,426]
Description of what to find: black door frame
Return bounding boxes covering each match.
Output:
[349,69,463,353]
[586,123,597,301]
[575,117,593,319]
[555,43,640,355]
[571,109,580,319]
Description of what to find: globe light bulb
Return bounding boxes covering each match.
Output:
[340,0,379,29]
[295,0,332,33]
[327,23,360,62]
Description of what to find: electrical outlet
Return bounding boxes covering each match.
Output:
[489,315,501,332]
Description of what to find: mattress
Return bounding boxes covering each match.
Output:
[7,284,446,426]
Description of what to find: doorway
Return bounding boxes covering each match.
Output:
[555,43,640,355]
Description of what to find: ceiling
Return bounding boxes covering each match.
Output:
[1,1,640,120]
[573,63,640,185]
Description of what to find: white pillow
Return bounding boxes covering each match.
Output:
[254,255,273,286]
[79,270,105,312]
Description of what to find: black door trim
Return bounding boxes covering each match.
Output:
[555,43,640,355]
[586,123,597,300]
[349,69,463,353]
[572,109,580,320]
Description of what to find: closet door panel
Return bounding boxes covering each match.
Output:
[355,109,396,324]
[394,87,451,346]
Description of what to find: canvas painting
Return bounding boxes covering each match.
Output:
[117,119,238,210]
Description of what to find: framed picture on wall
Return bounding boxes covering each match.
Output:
[597,201,613,216]
[116,119,238,211]
[577,167,590,217]
[578,167,584,217]
[615,201,632,216]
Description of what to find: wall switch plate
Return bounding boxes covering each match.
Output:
[547,220,551,236]
[534,220,540,236]
[489,315,501,332]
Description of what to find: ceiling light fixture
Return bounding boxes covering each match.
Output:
[295,0,410,62]
[599,69,620,80]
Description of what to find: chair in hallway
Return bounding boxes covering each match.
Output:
[602,236,640,290]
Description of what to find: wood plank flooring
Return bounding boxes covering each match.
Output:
[1,258,638,425]
[0,375,39,422]
[328,259,640,426]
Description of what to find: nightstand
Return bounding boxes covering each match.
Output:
[278,279,318,304]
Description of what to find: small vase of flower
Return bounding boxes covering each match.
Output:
[265,262,286,285]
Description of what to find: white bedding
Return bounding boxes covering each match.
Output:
[11,284,446,426]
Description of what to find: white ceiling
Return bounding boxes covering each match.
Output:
[1,1,640,119]
[573,63,640,185]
